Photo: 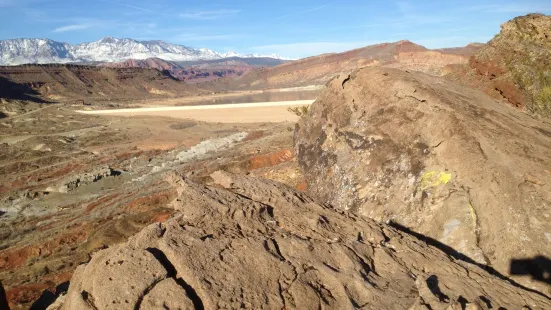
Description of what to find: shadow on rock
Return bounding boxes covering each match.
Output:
[0,281,9,310]
[388,221,551,299]
[29,281,70,310]
[510,256,551,286]
[0,76,47,103]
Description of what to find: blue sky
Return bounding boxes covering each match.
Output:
[0,0,550,58]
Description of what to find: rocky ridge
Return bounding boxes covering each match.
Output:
[206,40,479,91]
[447,14,551,117]
[47,172,551,309]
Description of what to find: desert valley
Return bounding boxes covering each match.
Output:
[0,7,551,310]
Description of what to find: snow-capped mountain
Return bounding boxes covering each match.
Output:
[0,38,73,65]
[219,51,287,59]
[0,37,289,65]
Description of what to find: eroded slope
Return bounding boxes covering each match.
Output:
[0,102,304,309]
[0,64,196,104]
[448,14,551,117]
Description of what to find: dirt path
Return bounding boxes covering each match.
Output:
[76,100,314,123]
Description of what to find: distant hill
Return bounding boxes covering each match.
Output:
[98,57,288,83]
[0,64,197,103]
[0,40,483,101]
[203,40,482,90]
[435,43,485,56]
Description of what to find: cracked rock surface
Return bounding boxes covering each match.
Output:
[294,67,551,293]
[50,172,550,309]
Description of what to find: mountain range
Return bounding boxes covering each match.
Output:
[0,37,288,65]
[204,40,483,90]
[97,57,288,83]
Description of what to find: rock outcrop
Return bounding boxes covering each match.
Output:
[295,67,551,293]
[48,173,551,309]
[449,14,551,117]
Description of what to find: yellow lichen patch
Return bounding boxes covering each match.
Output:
[468,203,478,228]
[438,172,452,184]
[420,170,452,189]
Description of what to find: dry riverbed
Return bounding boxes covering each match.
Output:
[77,100,314,123]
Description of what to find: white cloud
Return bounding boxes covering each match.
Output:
[171,33,240,42]
[53,24,93,33]
[250,41,381,59]
[99,0,157,14]
[51,19,159,35]
[393,1,455,26]
[276,2,333,20]
[180,9,240,20]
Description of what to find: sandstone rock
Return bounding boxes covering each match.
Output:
[294,66,551,293]
[453,14,551,117]
[53,173,550,309]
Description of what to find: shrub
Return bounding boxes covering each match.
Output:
[287,105,309,117]
[531,85,551,117]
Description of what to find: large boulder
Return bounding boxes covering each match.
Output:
[294,67,551,293]
[49,173,550,309]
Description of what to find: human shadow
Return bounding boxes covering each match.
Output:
[0,281,9,310]
[29,281,70,310]
[510,256,551,286]
[388,221,550,299]
[0,76,46,103]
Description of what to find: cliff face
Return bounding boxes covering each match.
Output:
[295,67,551,294]
[451,14,551,117]
[0,64,194,103]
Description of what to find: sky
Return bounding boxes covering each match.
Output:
[0,0,550,59]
